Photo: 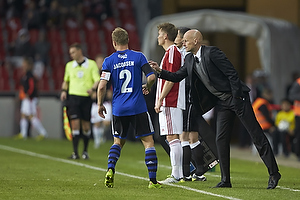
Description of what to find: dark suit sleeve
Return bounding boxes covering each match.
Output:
[210,47,243,98]
[159,63,188,82]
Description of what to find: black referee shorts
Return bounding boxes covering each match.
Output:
[112,112,154,139]
[183,103,199,132]
[67,95,93,121]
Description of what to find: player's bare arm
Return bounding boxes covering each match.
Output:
[142,73,156,95]
[60,81,69,101]
[97,79,108,118]
[154,80,174,113]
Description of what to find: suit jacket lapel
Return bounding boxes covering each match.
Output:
[186,53,194,86]
[200,46,211,80]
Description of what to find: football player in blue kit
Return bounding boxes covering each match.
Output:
[97,27,161,189]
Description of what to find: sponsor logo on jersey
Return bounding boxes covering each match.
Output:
[118,54,127,59]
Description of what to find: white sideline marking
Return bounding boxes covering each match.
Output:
[277,186,300,192]
[0,144,241,200]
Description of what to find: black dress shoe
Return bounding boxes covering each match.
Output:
[267,172,281,189]
[213,181,232,188]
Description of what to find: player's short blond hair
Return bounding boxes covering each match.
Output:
[112,27,129,45]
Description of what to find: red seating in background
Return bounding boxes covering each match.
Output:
[0,28,3,44]
[0,50,5,62]
[13,67,23,90]
[115,0,141,51]
[83,18,102,58]
[47,28,62,44]
[87,43,102,59]
[52,66,65,90]
[6,17,22,43]
[29,29,39,45]
[37,70,50,91]
[0,0,142,92]
[64,18,81,45]
[116,0,134,20]
[121,17,140,51]
[50,55,65,70]
[83,18,99,32]
[85,29,100,45]
[0,66,10,91]
[0,65,9,79]
[65,30,81,45]
[101,17,118,55]
[49,42,63,58]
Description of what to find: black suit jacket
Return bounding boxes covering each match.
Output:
[159,46,250,114]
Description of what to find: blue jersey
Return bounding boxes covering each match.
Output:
[101,49,154,116]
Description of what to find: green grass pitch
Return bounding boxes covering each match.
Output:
[0,137,299,200]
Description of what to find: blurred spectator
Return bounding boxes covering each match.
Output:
[286,71,300,99]
[60,0,83,26]
[22,0,41,30]
[9,29,34,58]
[6,0,25,19]
[7,29,34,69]
[47,0,62,28]
[15,57,47,140]
[288,77,300,161]
[252,88,276,149]
[0,0,8,18]
[90,54,113,147]
[37,1,50,28]
[34,30,50,65]
[83,0,112,23]
[33,55,45,80]
[246,73,258,103]
[273,98,295,157]
[253,69,271,98]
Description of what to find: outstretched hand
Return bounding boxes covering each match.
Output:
[149,60,161,73]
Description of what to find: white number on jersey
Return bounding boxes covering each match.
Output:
[119,69,132,93]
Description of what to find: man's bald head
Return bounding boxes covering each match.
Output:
[183,29,203,54]
[185,29,203,42]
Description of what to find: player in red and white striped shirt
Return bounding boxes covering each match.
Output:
[150,23,185,183]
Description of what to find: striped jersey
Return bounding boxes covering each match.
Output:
[156,44,185,109]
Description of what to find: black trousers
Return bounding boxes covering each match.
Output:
[215,93,279,183]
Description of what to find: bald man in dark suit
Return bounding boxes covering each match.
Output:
[149,29,281,189]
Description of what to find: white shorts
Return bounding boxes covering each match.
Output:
[159,106,183,136]
[90,102,112,124]
[21,97,38,116]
